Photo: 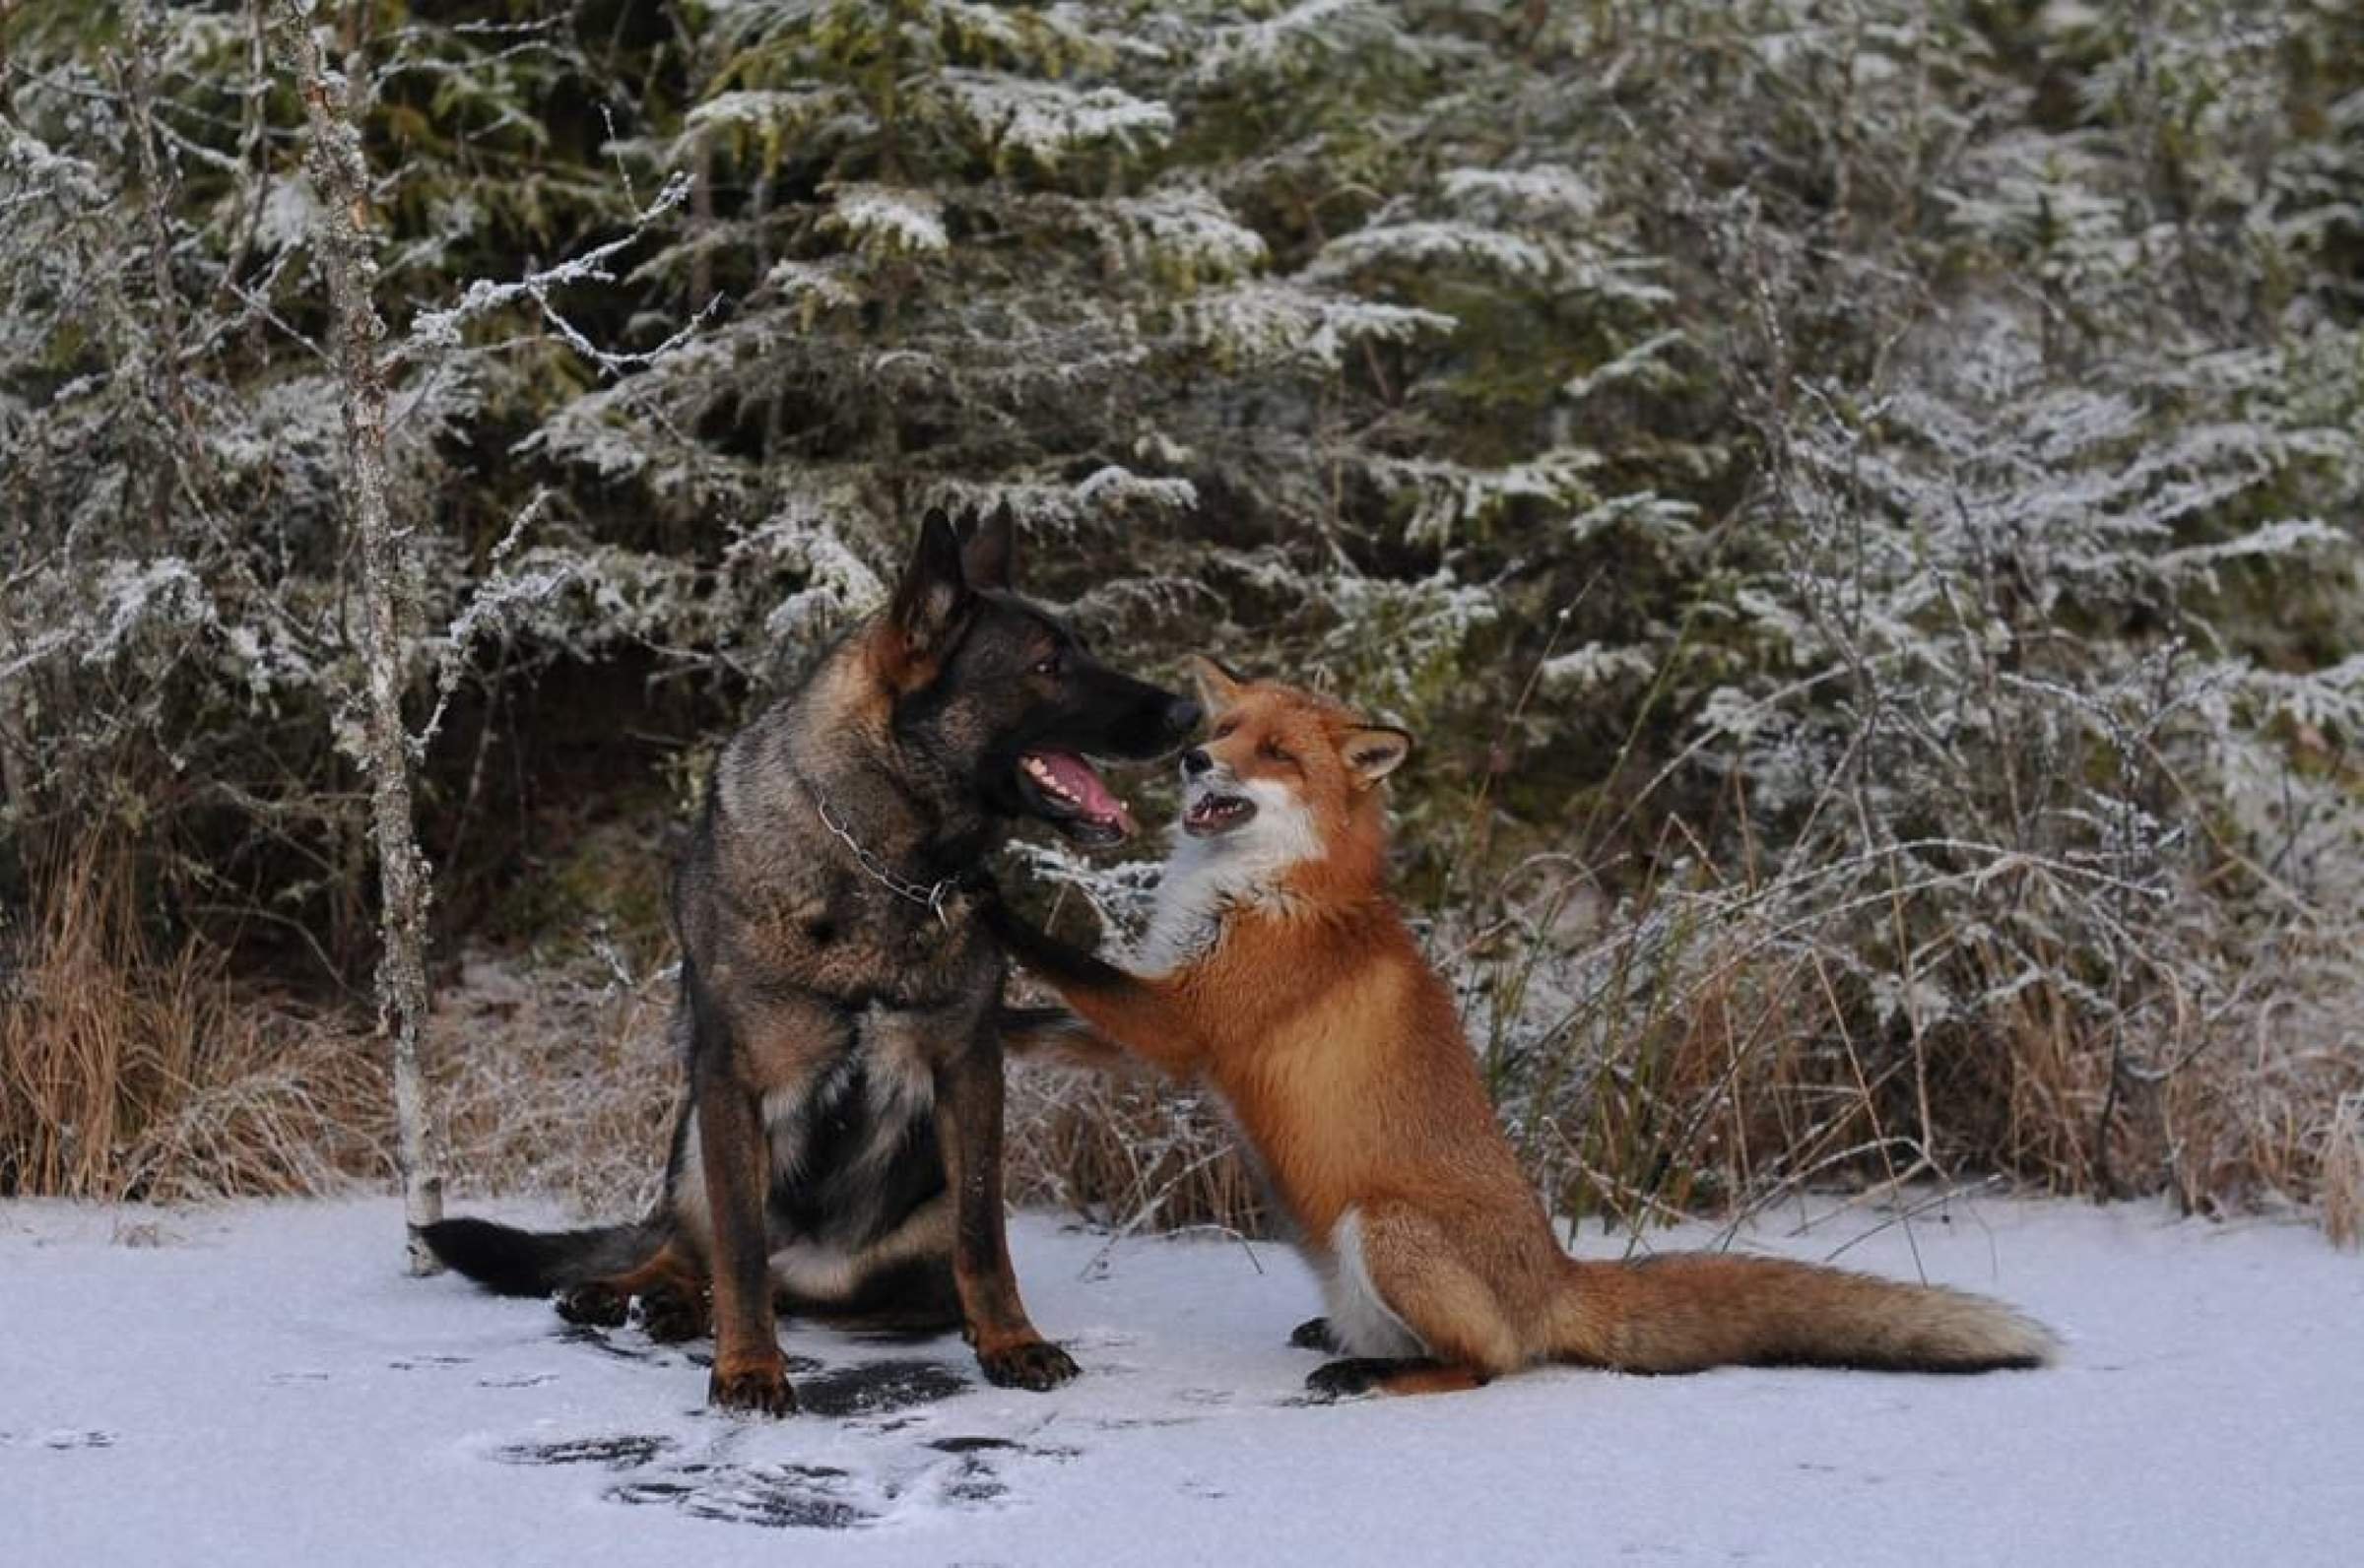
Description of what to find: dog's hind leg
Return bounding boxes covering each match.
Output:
[558,1235,711,1339]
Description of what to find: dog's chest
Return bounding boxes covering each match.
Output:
[760,1008,945,1242]
[752,868,995,1010]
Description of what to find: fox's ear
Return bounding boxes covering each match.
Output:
[1341,726,1412,788]
[1186,655,1247,712]
[956,501,1017,592]
[882,509,976,685]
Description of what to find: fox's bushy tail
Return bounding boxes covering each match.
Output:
[420,1216,663,1298]
[1554,1253,2057,1374]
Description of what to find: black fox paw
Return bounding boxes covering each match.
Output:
[1305,1358,1394,1402]
[977,1338,1081,1392]
[1289,1316,1339,1352]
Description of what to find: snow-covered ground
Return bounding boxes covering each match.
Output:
[2,1194,2358,1566]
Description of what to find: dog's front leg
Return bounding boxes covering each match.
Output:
[933,1026,1080,1391]
[691,1020,796,1416]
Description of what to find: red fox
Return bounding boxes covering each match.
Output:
[992,661,2058,1399]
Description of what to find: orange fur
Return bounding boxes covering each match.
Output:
[1001,671,2058,1399]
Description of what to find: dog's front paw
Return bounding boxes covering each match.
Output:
[1289,1316,1339,1352]
[707,1355,798,1417]
[555,1282,628,1329]
[1304,1358,1393,1402]
[976,1337,1081,1392]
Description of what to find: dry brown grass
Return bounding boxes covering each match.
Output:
[2323,1093,2363,1250]
[9,833,2357,1252]
[1,835,391,1201]
[1004,1064,1265,1236]
[428,952,680,1214]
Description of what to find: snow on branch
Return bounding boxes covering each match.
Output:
[401,171,706,376]
[1181,281,1455,370]
[944,70,1173,166]
[822,182,951,256]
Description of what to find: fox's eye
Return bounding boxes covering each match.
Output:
[1261,738,1294,765]
[1214,719,1239,740]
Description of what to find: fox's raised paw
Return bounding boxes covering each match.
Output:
[976,1338,1081,1392]
[1289,1316,1339,1352]
[707,1358,798,1417]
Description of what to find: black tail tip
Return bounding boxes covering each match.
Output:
[417,1216,553,1297]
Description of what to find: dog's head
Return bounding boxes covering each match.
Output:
[871,507,1199,846]
[1167,659,1412,875]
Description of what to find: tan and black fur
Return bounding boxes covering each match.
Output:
[425,509,1198,1414]
[993,663,2059,1400]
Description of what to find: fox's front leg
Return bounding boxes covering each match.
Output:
[984,904,1204,1077]
[995,1004,1139,1073]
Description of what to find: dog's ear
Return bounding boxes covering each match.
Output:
[1340,725,1412,788]
[881,509,976,685]
[1185,655,1247,712]
[956,501,1018,592]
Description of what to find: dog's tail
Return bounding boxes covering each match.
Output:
[1551,1253,2057,1375]
[420,1215,666,1298]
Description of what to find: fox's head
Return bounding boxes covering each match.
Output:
[1167,658,1412,888]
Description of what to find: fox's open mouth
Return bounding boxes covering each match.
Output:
[1018,751,1137,846]
[1183,791,1256,838]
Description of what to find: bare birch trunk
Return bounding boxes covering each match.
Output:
[276,2,443,1272]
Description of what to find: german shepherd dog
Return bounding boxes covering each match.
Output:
[423,508,1198,1414]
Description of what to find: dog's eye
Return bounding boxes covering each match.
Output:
[1032,652,1060,676]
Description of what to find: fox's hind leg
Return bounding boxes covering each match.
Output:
[1306,1205,1522,1401]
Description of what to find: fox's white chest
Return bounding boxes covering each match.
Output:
[1132,790,1316,974]
[1134,847,1230,974]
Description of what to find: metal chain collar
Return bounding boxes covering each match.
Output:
[802,776,958,927]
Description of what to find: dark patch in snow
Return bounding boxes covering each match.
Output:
[493,1433,677,1469]
[610,1464,870,1531]
[476,1371,557,1389]
[793,1358,969,1417]
[39,1429,116,1451]
[940,1456,1008,1503]
[926,1434,1080,1463]
[266,1370,330,1386]
[386,1353,470,1371]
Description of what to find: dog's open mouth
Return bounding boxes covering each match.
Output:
[1018,751,1137,845]
[1183,792,1256,838]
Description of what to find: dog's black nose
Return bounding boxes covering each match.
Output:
[1181,748,1213,776]
[1164,697,1204,736]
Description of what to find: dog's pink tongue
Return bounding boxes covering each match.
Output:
[1037,751,1134,833]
